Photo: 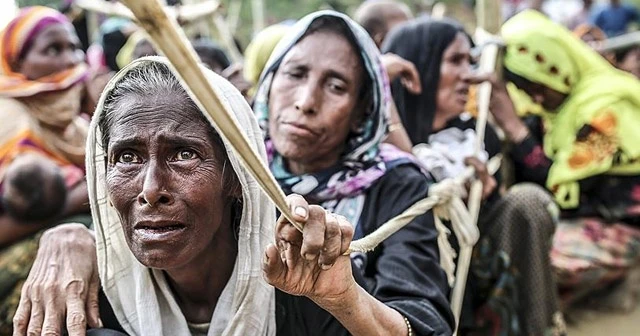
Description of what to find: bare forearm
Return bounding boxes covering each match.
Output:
[383,102,413,153]
[315,285,408,336]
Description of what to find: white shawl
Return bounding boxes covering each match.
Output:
[86,57,276,336]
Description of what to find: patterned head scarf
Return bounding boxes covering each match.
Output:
[503,10,640,208]
[253,10,415,207]
[0,6,87,97]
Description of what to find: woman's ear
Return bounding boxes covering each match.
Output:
[223,163,243,200]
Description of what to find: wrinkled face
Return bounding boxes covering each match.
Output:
[268,30,365,173]
[105,94,233,269]
[436,32,472,121]
[17,23,84,80]
[618,47,640,79]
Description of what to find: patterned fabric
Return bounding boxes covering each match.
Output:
[0,6,88,98]
[502,10,640,209]
[254,10,416,204]
[469,184,565,336]
[0,85,88,188]
[0,233,41,335]
[552,217,640,305]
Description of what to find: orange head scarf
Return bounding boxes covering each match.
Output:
[0,6,88,98]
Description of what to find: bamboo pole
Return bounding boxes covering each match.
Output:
[450,0,502,329]
[475,0,501,35]
[212,12,244,62]
[597,31,640,52]
[118,0,299,230]
[251,0,265,34]
[228,0,243,34]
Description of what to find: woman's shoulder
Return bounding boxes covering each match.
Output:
[0,97,35,134]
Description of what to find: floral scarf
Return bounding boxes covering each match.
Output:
[503,10,640,209]
[253,11,417,221]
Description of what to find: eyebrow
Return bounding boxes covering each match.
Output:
[109,134,210,151]
[284,61,354,85]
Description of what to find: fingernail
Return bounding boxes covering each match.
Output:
[303,252,316,261]
[320,263,333,270]
[98,318,104,328]
[263,253,269,265]
[294,206,307,218]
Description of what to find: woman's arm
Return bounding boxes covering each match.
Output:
[383,100,414,153]
[12,224,101,336]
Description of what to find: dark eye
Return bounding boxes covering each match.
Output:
[327,79,347,94]
[285,71,303,79]
[45,45,60,57]
[117,152,141,164]
[174,150,198,161]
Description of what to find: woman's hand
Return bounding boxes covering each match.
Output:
[463,72,530,143]
[464,157,497,200]
[381,53,422,94]
[13,224,100,336]
[263,195,410,335]
[263,194,356,308]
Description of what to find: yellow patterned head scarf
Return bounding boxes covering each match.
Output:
[503,10,640,208]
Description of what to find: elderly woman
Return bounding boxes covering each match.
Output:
[0,6,96,332]
[15,11,454,336]
[485,10,640,309]
[382,18,563,335]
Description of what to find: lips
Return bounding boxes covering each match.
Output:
[133,221,187,242]
[281,121,319,137]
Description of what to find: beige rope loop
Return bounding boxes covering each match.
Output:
[346,155,501,254]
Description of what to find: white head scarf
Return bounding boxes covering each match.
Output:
[86,56,276,335]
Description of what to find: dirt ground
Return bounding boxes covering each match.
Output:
[567,304,640,336]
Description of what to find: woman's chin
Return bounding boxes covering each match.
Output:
[131,245,189,270]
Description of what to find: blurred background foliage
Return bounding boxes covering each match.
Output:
[14,0,640,47]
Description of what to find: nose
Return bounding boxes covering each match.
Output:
[61,48,83,70]
[294,82,320,115]
[137,161,174,207]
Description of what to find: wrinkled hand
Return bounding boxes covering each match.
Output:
[13,224,100,336]
[463,72,529,142]
[263,194,356,307]
[222,63,253,99]
[464,157,497,200]
[380,53,422,94]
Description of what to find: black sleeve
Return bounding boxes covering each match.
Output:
[483,123,502,159]
[509,134,552,186]
[357,164,455,336]
[276,165,454,336]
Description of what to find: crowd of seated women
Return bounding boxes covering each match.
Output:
[1,1,639,335]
